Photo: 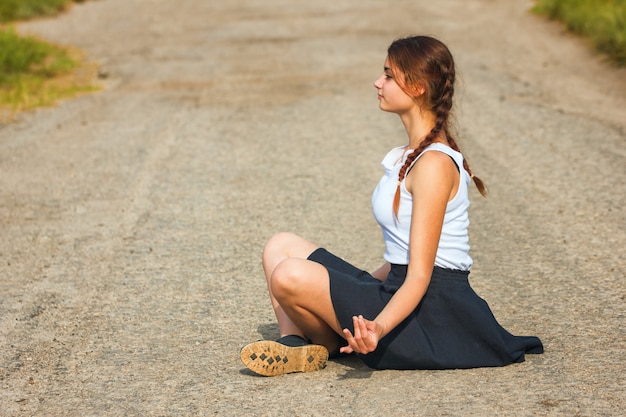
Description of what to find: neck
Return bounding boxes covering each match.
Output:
[399,108,437,149]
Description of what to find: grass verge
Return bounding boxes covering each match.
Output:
[533,0,626,66]
[0,0,98,120]
[0,0,85,23]
[0,27,99,120]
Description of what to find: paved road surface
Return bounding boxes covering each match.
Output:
[1,0,624,415]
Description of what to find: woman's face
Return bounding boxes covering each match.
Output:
[373,57,417,114]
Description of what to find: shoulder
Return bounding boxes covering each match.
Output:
[405,148,457,194]
[412,148,458,175]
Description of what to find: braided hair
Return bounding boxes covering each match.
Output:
[388,36,486,217]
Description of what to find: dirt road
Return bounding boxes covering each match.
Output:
[1,0,625,415]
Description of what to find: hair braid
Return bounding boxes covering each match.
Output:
[446,136,487,197]
[389,36,486,218]
[392,58,455,217]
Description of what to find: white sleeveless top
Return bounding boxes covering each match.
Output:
[371,142,473,270]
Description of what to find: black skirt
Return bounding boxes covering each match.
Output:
[308,248,544,370]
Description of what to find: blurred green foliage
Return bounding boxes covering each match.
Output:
[533,0,626,65]
[0,26,75,84]
[0,1,95,116]
[0,0,85,23]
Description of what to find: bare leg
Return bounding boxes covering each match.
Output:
[262,232,317,337]
[262,232,342,352]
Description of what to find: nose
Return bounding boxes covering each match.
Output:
[373,75,383,89]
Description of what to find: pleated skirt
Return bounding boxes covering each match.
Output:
[308,248,544,370]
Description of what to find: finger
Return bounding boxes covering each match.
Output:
[352,316,366,350]
[343,327,360,353]
[339,345,354,354]
[346,317,363,353]
[353,316,370,352]
[352,316,361,339]
[342,327,353,341]
[343,328,356,348]
[356,316,373,351]
[357,315,378,352]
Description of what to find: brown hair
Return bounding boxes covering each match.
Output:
[388,36,486,217]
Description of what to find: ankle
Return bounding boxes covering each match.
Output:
[276,334,309,347]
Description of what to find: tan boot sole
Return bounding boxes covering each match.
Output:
[240,340,328,377]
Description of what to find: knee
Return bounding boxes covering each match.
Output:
[262,232,299,267]
[263,232,297,256]
[269,258,303,301]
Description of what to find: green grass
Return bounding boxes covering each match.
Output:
[0,0,84,23]
[0,26,75,82]
[0,26,97,115]
[0,0,98,119]
[533,0,626,66]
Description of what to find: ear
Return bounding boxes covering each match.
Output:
[410,83,426,97]
[403,79,426,98]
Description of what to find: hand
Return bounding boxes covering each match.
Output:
[340,315,382,355]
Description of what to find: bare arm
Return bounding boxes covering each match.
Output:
[342,151,457,354]
[370,262,391,281]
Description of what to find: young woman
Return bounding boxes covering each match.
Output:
[240,35,543,376]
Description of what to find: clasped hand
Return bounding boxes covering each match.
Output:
[340,315,382,355]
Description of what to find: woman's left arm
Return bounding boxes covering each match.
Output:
[341,152,456,354]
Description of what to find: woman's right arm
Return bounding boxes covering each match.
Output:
[371,262,391,281]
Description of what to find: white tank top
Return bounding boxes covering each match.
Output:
[371,142,473,270]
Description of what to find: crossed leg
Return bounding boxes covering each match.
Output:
[262,232,343,352]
